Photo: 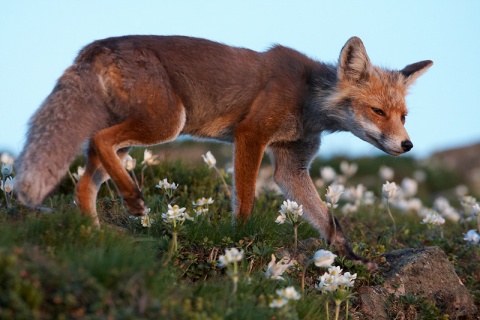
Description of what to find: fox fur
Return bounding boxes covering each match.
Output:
[15,35,432,268]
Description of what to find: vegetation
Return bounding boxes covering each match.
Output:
[0,147,479,319]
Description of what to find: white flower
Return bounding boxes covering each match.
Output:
[340,161,358,178]
[161,204,188,223]
[279,199,303,217]
[337,272,357,288]
[401,177,418,198]
[379,166,394,181]
[320,166,336,183]
[276,286,301,301]
[0,177,14,193]
[313,249,337,268]
[72,166,85,181]
[141,215,153,227]
[275,213,286,224]
[218,247,244,266]
[472,203,480,217]
[363,191,376,206]
[142,149,160,166]
[328,266,342,277]
[202,151,217,168]
[123,155,137,171]
[325,185,344,206]
[343,184,366,203]
[461,196,477,215]
[382,181,398,200]
[1,163,13,177]
[269,297,288,308]
[315,265,355,292]
[265,254,294,280]
[0,152,14,165]
[315,272,339,293]
[421,210,445,226]
[342,203,358,215]
[455,185,469,197]
[192,197,214,206]
[155,178,178,190]
[406,198,423,212]
[413,170,426,182]
[434,197,451,213]
[194,206,209,217]
[464,229,480,245]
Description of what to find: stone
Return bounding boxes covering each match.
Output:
[359,246,477,319]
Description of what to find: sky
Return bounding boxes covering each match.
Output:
[1,1,479,159]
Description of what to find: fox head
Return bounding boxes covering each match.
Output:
[334,37,433,156]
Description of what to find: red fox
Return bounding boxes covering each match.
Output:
[15,36,432,268]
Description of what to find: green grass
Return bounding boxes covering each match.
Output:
[1,155,479,319]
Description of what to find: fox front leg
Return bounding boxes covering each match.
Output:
[269,138,376,271]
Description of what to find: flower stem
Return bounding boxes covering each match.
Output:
[334,300,341,320]
[346,299,349,320]
[2,176,11,209]
[386,199,396,242]
[232,261,239,295]
[325,300,330,320]
[330,207,337,243]
[67,169,77,186]
[172,231,178,252]
[293,224,298,255]
[301,259,313,293]
[213,166,231,198]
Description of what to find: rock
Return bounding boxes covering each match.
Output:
[359,246,478,319]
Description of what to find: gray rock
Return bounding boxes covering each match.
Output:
[359,246,478,319]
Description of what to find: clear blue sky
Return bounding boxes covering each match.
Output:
[1,1,479,158]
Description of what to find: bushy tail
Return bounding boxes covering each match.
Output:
[15,65,108,207]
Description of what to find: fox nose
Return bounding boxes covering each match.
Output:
[401,140,413,152]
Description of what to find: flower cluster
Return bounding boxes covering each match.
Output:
[325,184,344,209]
[218,248,244,295]
[421,210,446,227]
[269,286,301,308]
[265,254,296,281]
[162,204,193,224]
[1,159,15,208]
[275,199,303,224]
[218,247,244,267]
[192,197,214,217]
[315,266,357,293]
[156,178,178,190]
[464,229,480,245]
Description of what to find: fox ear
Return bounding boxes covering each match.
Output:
[401,60,433,86]
[338,37,372,83]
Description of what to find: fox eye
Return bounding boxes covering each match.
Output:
[401,114,407,124]
[371,107,385,116]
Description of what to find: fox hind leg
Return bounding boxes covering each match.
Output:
[91,103,186,216]
[76,143,130,225]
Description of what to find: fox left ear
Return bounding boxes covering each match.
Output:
[401,60,433,86]
[338,37,372,83]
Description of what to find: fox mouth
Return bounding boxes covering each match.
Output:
[366,133,405,156]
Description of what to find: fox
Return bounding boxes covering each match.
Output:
[15,35,432,269]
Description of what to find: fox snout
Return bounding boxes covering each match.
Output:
[401,140,413,152]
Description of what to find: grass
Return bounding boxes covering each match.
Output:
[1,152,479,319]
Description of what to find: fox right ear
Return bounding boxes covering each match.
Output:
[401,60,433,86]
[338,37,372,83]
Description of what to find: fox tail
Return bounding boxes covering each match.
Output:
[15,65,107,207]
